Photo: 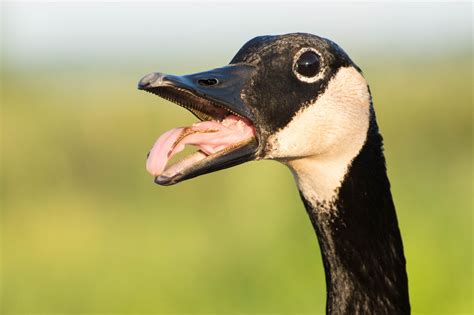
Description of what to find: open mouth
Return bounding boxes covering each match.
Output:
[138,69,258,185]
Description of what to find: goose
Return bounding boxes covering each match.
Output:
[138,33,410,315]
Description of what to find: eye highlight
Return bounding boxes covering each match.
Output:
[293,48,324,83]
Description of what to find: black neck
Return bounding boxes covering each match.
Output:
[299,113,410,315]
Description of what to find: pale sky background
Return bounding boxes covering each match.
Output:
[1,1,472,67]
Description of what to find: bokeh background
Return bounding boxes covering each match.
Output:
[1,1,472,314]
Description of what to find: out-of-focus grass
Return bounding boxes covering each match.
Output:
[1,54,472,314]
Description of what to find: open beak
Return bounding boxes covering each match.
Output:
[138,64,258,186]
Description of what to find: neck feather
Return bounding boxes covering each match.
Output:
[295,114,410,314]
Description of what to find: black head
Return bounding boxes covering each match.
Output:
[138,33,369,185]
[230,33,360,139]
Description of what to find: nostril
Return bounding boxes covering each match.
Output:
[198,78,219,86]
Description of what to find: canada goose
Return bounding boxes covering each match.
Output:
[138,33,410,315]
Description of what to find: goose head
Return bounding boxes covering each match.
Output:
[138,33,371,199]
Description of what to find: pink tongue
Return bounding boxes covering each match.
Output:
[146,115,255,176]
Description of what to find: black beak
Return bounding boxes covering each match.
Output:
[138,64,256,121]
[138,64,259,186]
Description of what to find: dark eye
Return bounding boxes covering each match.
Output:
[295,51,320,77]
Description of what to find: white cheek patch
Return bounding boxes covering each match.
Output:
[266,66,371,206]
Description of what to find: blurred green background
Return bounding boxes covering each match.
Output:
[1,2,472,314]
